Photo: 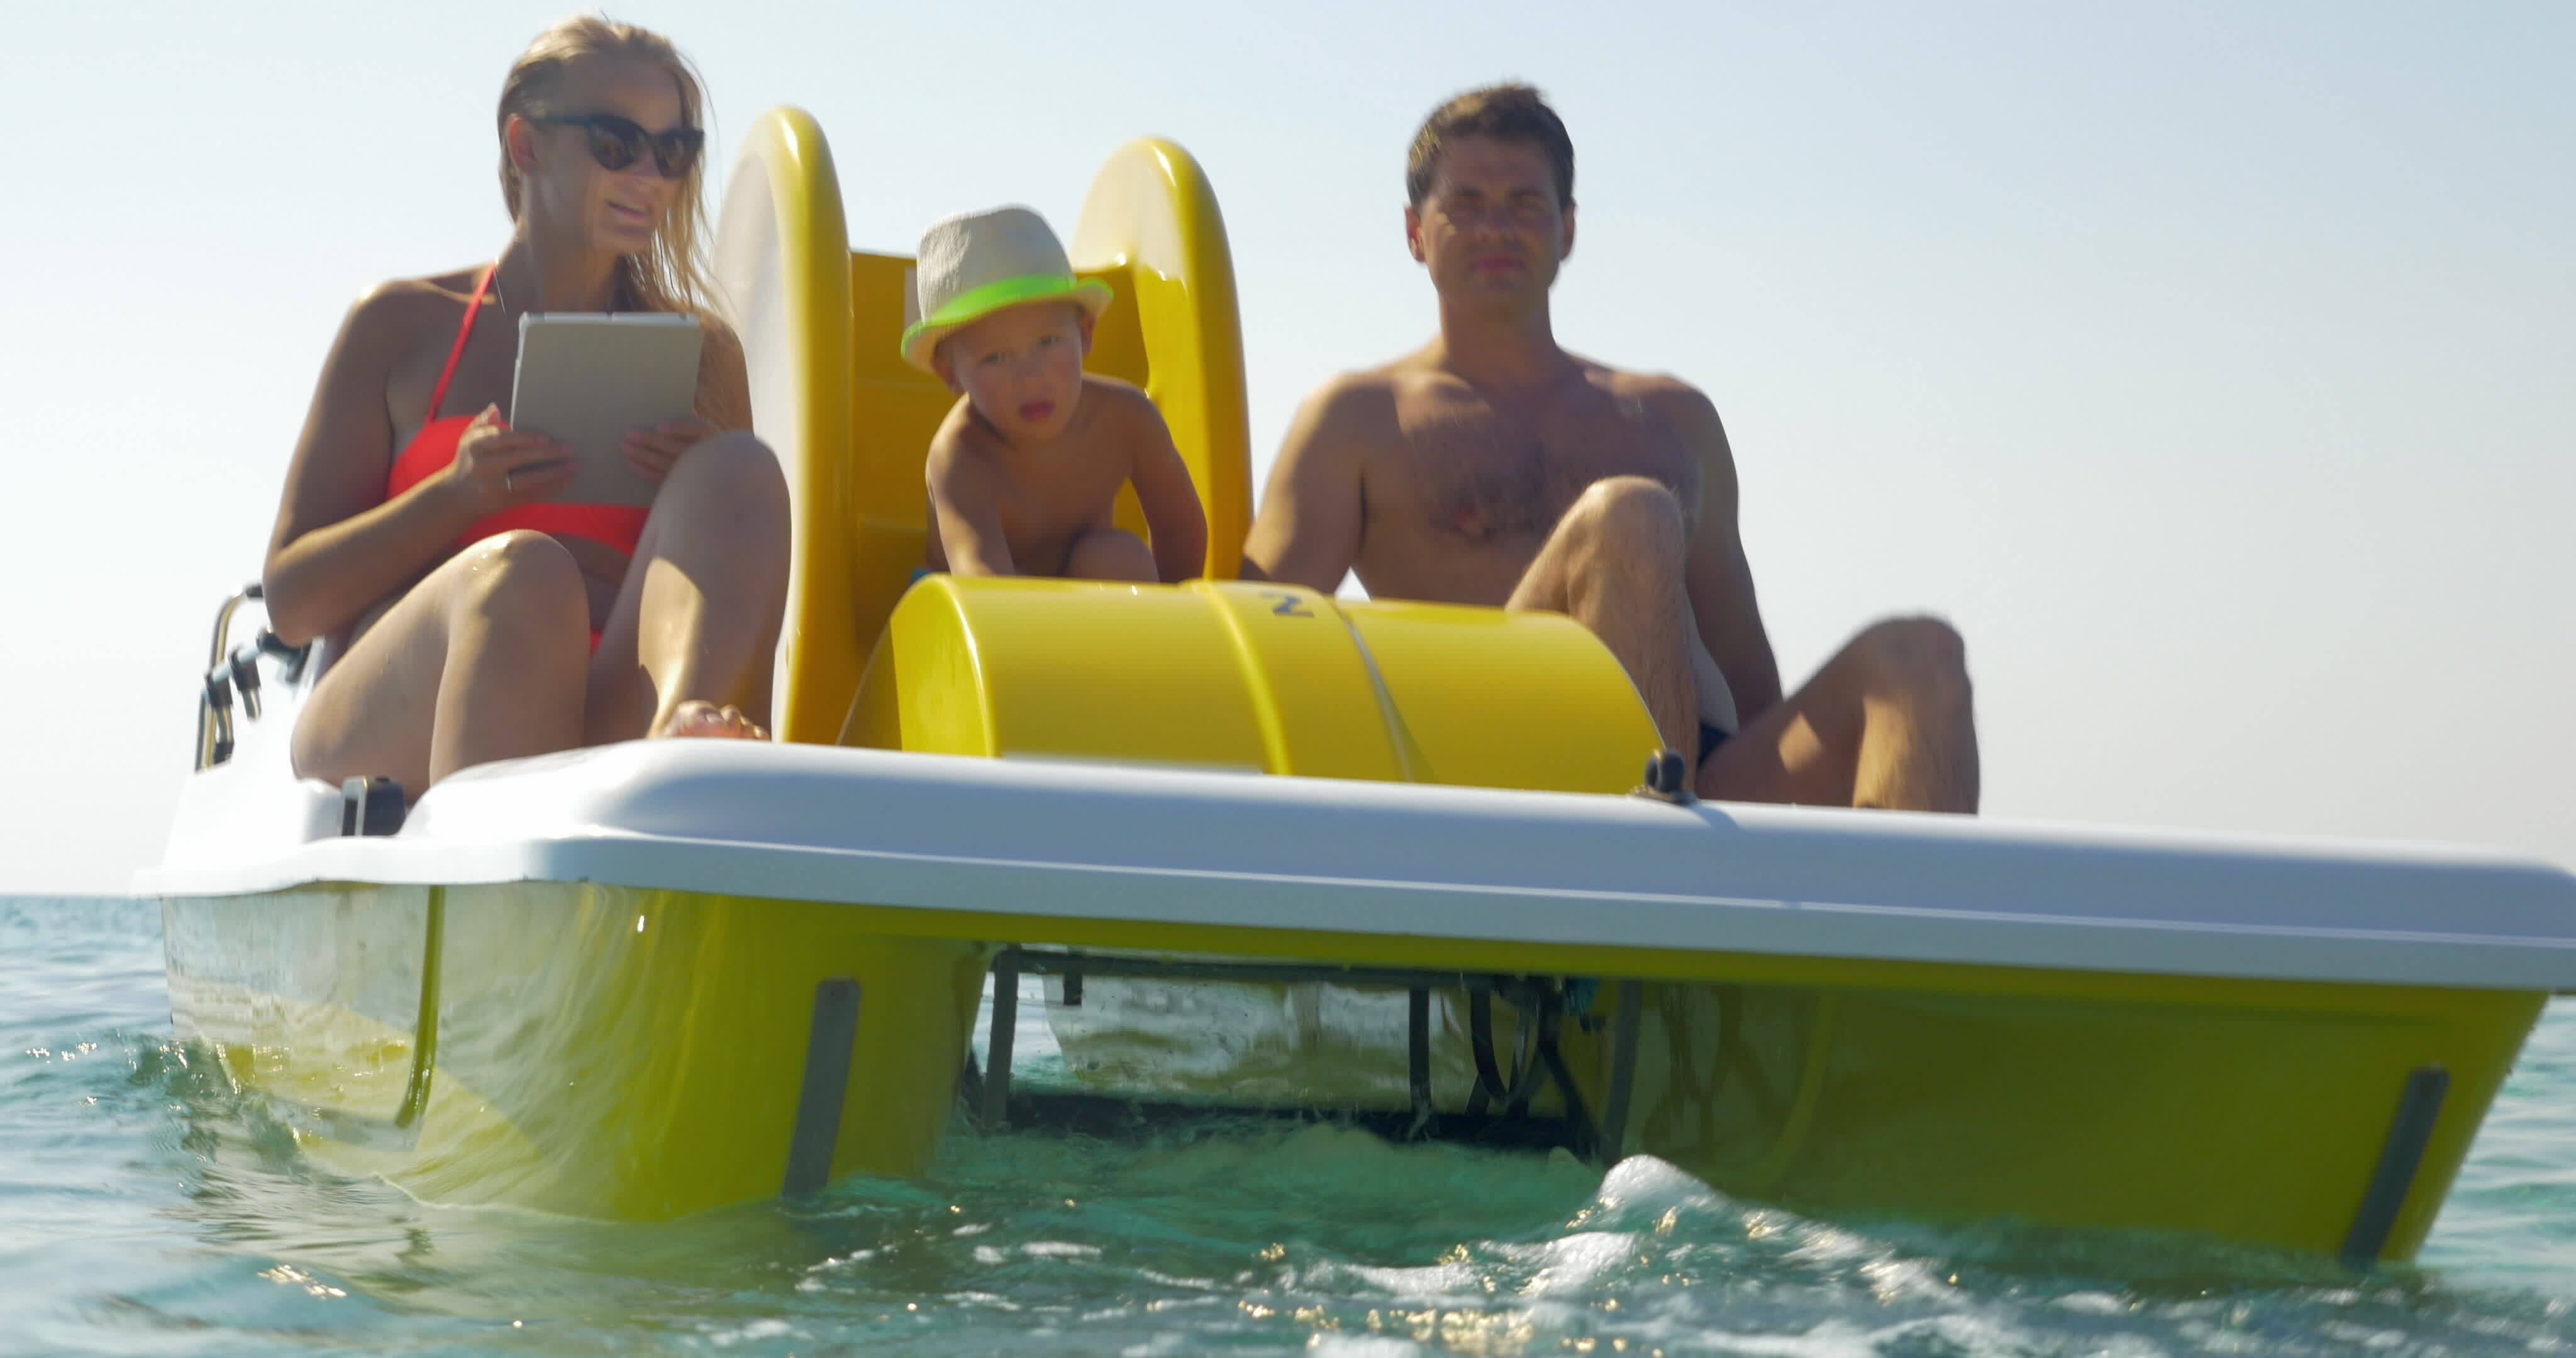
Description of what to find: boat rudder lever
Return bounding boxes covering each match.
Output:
[782,977,863,1196]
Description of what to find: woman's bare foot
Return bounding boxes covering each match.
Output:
[655,700,769,741]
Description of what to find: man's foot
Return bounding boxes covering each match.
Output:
[655,700,769,741]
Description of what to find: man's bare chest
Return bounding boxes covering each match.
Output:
[1383,394,1698,547]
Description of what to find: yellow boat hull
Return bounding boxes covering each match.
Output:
[164,878,2536,1261]
[165,883,982,1220]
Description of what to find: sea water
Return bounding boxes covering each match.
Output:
[8,894,2576,1356]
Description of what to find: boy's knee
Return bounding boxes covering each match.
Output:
[1067,527,1157,583]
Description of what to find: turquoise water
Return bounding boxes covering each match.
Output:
[11,895,2576,1355]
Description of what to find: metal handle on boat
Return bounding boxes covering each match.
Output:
[193,583,313,770]
[194,583,260,770]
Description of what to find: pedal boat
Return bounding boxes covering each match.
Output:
[143,109,2576,1266]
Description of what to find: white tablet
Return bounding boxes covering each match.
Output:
[508,312,705,507]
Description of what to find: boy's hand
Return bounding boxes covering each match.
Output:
[623,417,723,482]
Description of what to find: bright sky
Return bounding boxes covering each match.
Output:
[2,2,2568,895]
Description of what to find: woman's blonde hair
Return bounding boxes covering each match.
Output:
[496,16,714,317]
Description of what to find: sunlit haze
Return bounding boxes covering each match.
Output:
[3,1,2567,893]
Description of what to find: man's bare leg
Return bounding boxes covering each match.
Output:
[586,431,792,744]
[1699,616,1978,812]
[292,530,592,791]
[1506,475,1700,759]
[1065,526,1158,583]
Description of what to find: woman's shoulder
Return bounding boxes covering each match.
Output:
[687,309,753,429]
[340,265,492,343]
[694,309,744,362]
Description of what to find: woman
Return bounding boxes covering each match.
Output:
[264,17,790,797]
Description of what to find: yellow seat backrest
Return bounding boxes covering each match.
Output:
[713,108,1253,744]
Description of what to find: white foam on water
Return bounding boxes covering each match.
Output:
[707,1317,796,1347]
[1306,1337,1424,1357]
[1576,1153,1733,1228]
[1512,1231,1641,1297]
[1136,1267,1224,1291]
[1319,1256,1483,1298]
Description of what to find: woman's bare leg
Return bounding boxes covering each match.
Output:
[586,431,792,743]
[1064,526,1158,583]
[292,531,592,792]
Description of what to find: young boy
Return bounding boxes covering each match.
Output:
[902,206,1206,583]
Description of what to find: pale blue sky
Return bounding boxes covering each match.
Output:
[3,2,2568,894]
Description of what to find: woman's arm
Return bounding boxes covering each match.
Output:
[696,319,753,433]
[261,287,570,646]
[625,316,753,480]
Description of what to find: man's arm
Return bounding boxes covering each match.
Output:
[1673,387,1783,722]
[926,433,1016,577]
[1122,394,1209,583]
[1239,378,1374,591]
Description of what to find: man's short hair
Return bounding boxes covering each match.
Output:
[1406,83,1575,210]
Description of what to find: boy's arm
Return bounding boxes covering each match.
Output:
[1240,378,1370,590]
[927,435,1016,577]
[1126,399,1208,583]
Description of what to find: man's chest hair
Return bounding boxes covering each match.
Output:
[1380,385,1698,544]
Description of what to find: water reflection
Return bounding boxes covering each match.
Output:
[14,898,2576,1357]
[117,1036,2576,1355]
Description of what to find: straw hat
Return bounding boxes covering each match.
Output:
[899,206,1114,373]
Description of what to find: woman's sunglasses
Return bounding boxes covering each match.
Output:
[534,113,705,179]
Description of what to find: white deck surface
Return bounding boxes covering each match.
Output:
[140,738,2576,992]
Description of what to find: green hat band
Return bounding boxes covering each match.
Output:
[900,273,1113,361]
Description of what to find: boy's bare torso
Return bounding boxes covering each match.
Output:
[926,375,1155,577]
[1345,350,1709,604]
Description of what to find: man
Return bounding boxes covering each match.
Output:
[1241,84,1977,811]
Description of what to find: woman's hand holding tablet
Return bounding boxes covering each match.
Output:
[508,312,706,507]
[623,415,724,483]
[443,406,578,512]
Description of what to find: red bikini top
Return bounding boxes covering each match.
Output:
[384,265,649,558]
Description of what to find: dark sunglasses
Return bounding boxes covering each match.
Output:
[534,113,705,179]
